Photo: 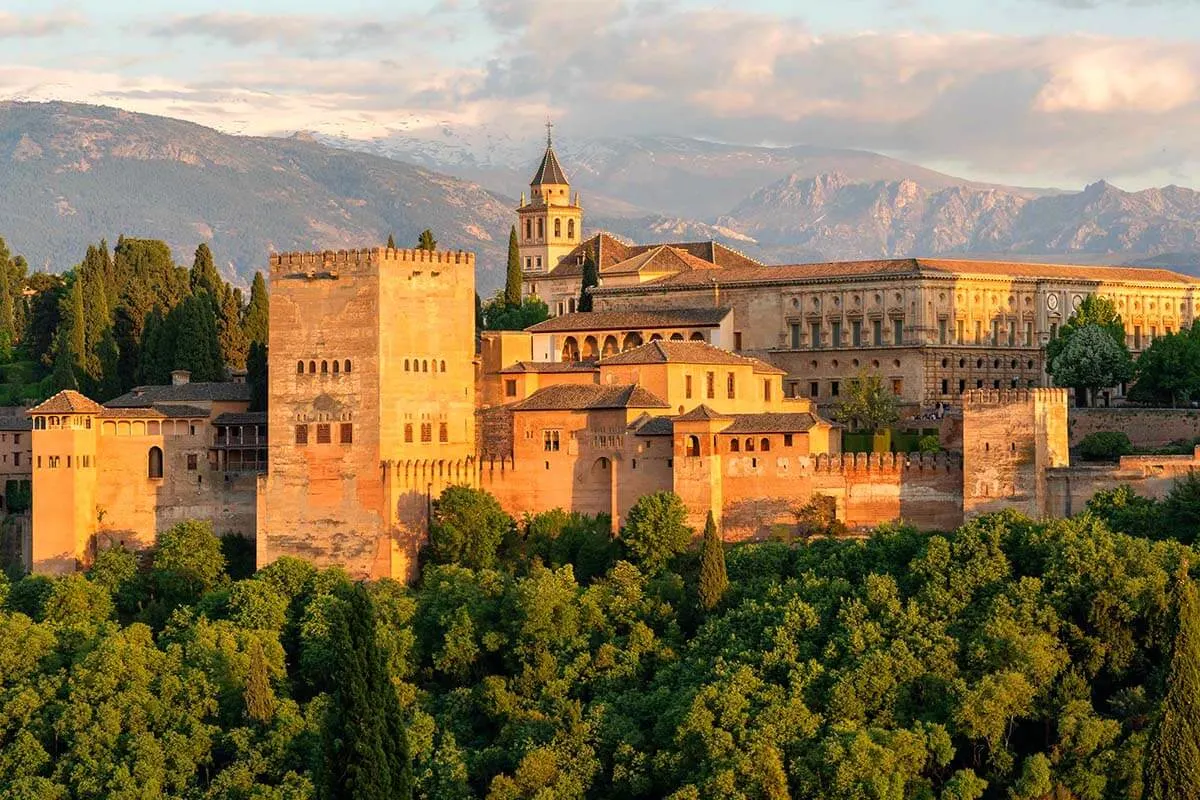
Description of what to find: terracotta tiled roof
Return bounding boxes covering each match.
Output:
[628,413,673,436]
[547,233,761,279]
[106,381,252,408]
[510,383,670,411]
[0,415,32,431]
[499,360,600,374]
[28,390,104,415]
[526,308,730,333]
[675,404,731,421]
[722,413,822,434]
[601,245,718,276]
[97,404,211,420]
[531,144,569,186]
[601,257,1200,292]
[599,340,787,374]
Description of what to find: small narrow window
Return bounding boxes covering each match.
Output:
[295,425,308,445]
[421,423,432,443]
[404,423,413,443]
[731,439,740,453]
[309,361,316,373]
[761,438,771,452]
[344,360,352,373]
[316,423,331,444]
[422,360,428,373]
[340,423,353,444]
[148,446,164,479]
[505,379,517,397]
[321,360,328,374]
[746,438,755,452]
[333,360,339,374]
[297,361,304,374]
[439,422,448,443]
[405,359,410,371]
[187,454,198,470]
[784,434,794,447]
[440,360,446,372]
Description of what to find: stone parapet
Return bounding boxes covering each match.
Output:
[962,387,1069,408]
[269,247,475,276]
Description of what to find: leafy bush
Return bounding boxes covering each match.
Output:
[1079,430,1133,461]
[918,434,942,454]
[427,486,514,570]
[621,490,692,573]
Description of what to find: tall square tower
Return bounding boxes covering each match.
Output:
[257,247,476,580]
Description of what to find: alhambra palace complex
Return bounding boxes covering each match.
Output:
[18,137,1200,578]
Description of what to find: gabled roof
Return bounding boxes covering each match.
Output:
[510,383,669,412]
[105,381,252,408]
[601,245,717,277]
[675,404,731,421]
[28,390,104,415]
[597,257,1200,293]
[213,412,268,426]
[498,360,600,374]
[629,414,673,436]
[531,144,569,186]
[545,233,762,280]
[599,340,787,374]
[722,412,823,434]
[526,308,730,334]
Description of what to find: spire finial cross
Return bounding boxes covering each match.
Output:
[545,119,554,147]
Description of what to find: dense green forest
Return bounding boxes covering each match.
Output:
[0,236,268,405]
[3,482,1200,799]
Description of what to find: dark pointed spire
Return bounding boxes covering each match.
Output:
[530,122,569,187]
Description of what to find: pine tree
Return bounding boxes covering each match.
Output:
[386,233,396,249]
[1145,564,1200,799]
[417,229,436,252]
[505,226,522,308]
[243,271,269,346]
[697,511,728,610]
[244,638,276,724]
[578,253,598,313]
[321,584,412,800]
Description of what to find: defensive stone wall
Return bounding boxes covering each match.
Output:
[1069,407,1200,448]
[269,247,476,275]
[1046,446,1200,517]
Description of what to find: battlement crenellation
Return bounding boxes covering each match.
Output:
[962,387,1069,408]
[269,247,476,275]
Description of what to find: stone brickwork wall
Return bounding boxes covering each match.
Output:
[1046,446,1200,517]
[1069,408,1200,449]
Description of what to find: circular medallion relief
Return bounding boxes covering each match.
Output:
[1046,293,1059,312]
[1071,294,1083,310]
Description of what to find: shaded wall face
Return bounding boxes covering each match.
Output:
[963,399,1038,517]
[260,265,385,579]
[31,423,96,574]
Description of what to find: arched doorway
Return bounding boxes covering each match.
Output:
[602,335,620,357]
[561,336,580,361]
[583,336,599,359]
[622,332,643,351]
[685,435,700,457]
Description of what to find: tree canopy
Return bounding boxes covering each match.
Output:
[834,368,900,431]
[1049,323,1134,406]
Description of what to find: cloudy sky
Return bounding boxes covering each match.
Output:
[1,0,1198,189]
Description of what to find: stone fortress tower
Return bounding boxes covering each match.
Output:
[256,246,477,581]
[517,123,583,294]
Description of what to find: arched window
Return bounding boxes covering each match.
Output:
[422,360,428,373]
[689,332,705,341]
[309,361,316,373]
[649,333,662,341]
[333,360,340,374]
[296,361,304,374]
[554,218,561,238]
[602,335,619,357]
[321,360,328,374]
[730,439,740,452]
[148,446,164,479]
[761,438,771,452]
[404,359,410,371]
[686,435,700,457]
[622,332,643,351]
[567,219,575,240]
[562,337,580,362]
[745,438,755,452]
[440,360,446,372]
[670,333,685,341]
[344,360,351,373]
[583,336,598,359]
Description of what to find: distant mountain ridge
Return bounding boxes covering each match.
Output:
[0,102,1197,290]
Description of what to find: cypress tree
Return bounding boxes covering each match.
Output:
[189,243,223,304]
[505,225,522,308]
[244,638,276,724]
[1145,564,1200,799]
[386,233,396,249]
[247,341,268,412]
[697,510,728,610]
[578,253,598,312]
[0,271,14,362]
[50,327,78,391]
[243,271,269,346]
[321,584,412,800]
[218,285,248,369]
[66,277,86,375]
[416,229,436,251]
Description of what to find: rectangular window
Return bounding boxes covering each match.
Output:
[790,323,801,349]
[956,319,965,343]
[316,423,331,444]
[810,381,819,397]
[852,320,862,347]
[993,379,1001,389]
[831,321,842,347]
[789,382,799,398]
[959,379,967,393]
[975,320,983,344]
[36,456,40,468]
[873,319,882,346]
[810,321,821,349]
[543,430,560,452]
[938,318,947,345]
[295,424,308,445]
[831,380,840,397]
[992,320,1000,346]
[67,456,71,468]
[784,433,794,447]
[1050,322,1059,340]
[439,422,448,443]
[13,453,18,467]
[535,256,542,270]
[893,318,903,345]
[764,379,772,401]
[187,454,198,470]
[524,256,531,271]
[1025,322,1033,347]
[1007,320,1016,347]
[404,423,413,443]
[505,379,517,397]
[727,372,735,399]
[420,423,432,443]
[706,371,715,399]
[685,375,693,399]
[734,332,743,351]
[892,379,903,396]
[941,378,949,395]
[1134,326,1143,350]
[537,218,544,239]
[12,434,18,445]
[340,423,353,444]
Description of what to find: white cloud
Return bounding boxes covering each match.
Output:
[1035,47,1196,112]
[0,10,86,38]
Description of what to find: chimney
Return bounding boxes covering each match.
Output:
[171,370,191,386]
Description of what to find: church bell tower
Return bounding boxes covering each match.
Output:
[517,123,583,287]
